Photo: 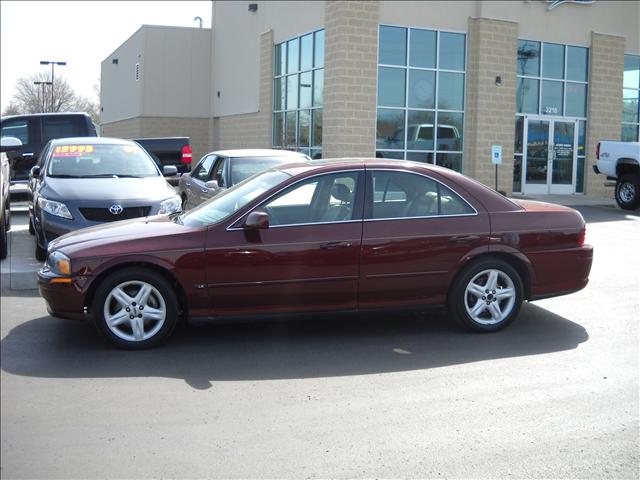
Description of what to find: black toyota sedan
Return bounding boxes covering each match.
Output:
[29,137,181,261]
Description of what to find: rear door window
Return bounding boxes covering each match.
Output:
[42,116,85,143]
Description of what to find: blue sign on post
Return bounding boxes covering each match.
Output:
[491,145,502,165]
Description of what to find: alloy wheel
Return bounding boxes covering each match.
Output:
[463,269,516,326]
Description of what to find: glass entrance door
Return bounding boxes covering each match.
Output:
[523,117,578,195]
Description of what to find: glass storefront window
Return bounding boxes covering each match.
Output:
[567,46,588,82]
[274,30,324,152]
[300,34,313,71]
[377,26,465,171]
[408,70,435,109]
[376,109,405,149]
[436,112,463,151]
[379,26,407,65]
[409,29,436,68]
[287,38,299,73]
[299,71,312,109]
[438,72,464,110]
[623,54,640,89]
[517,40,540,77]
[516,77,539,114]
[298,110,310,147]
[378,67,406,107]
[541,80,563,115]
[623,88,639,123]
[622,54,640,141]
[514,117,524,154]
[566,82,587,118]
[286,74,298,109]
[439,32,465,71]
[406,110,435,150]
[313,70,323,107]
[543,43,564,79]
[377,151,405,160]
[312,109,322,147]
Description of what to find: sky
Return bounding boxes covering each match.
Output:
[0,1,212,113]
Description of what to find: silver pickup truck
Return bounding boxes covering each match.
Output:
[593,140,640,210]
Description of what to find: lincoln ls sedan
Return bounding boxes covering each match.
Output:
[38,159,593,349]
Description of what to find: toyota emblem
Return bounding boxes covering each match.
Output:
[109,204,124,215]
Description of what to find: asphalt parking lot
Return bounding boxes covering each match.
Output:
[1,201,638,478]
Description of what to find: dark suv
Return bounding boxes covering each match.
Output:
[0,113,98,183]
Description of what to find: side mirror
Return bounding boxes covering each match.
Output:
[205,179,219,190]
[162,165,178,177]
[30,165,41,179]
[244,210,269,230]
[1,136,22,153]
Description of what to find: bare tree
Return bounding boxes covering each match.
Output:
[2,72,99,122]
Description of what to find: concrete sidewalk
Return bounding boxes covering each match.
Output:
[0,206,40,291]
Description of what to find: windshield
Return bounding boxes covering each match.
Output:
[180,170,290,227]
[230,156,300,185]
[47,143,159,178]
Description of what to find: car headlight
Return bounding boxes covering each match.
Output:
[47,251,72,275]
[38,197,73,219]
[158,195,181,215]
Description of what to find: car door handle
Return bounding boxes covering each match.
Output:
[451,235,480,243]
[320,241,353,250]
[185,182,192,187]
[22,152,34,158]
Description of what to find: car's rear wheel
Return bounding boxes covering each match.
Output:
[449,258,524,332]
[92,268,178,349]
[615,173,640,210]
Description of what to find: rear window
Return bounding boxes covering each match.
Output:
[47,143,159,178]
[42,116,85,143]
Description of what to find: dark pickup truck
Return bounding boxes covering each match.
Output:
[133,137,192,185]
[1,112,98,183]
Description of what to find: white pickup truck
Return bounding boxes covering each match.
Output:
[594,141,640,210]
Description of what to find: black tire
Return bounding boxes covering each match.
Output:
[91,268,178,349]
[448,258,524,332]
[615,174,640,211]
[4,196,10,231]
[35,242,47,262]
[0,214,7,260]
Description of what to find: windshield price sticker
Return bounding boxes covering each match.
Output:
[53,145,95,157]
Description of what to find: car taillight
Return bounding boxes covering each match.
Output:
[181,145,192,164]
[578,225,586,246]
[595,142,600,160]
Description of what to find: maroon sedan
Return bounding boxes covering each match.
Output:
[38,159,593,349]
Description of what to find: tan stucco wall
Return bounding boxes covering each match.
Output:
[211,1,325,118]
[586,32,626,197]
[323,1,379,158]
[101,117,212,163]
[214,30,274,150]
[465,18,518,194]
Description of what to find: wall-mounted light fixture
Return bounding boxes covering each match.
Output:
[495,75,502,86]
[112,59,119,64]
[248,3,258,12]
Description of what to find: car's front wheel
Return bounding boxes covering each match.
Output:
[449,258,524,332]
[615,173,640,210]
[92,268,178,349]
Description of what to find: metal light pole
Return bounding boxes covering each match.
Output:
[39,60,66,112]
[33,81,52,112]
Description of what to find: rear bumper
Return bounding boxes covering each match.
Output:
[528,245,593,300]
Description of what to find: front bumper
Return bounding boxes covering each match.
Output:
[38,267,87,321]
